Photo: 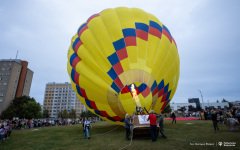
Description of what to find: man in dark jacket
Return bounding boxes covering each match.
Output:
[211,110,219,133]
[172,112,176,124]
[124,114,132,141]
[158,113,167,139]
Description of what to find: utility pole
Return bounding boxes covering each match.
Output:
[15,50,19,59]
[198,90,205,110]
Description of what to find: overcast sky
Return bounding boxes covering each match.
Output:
[1,0,240,105]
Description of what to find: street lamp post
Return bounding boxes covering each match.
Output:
[198,90,205,110]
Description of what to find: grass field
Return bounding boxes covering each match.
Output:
[0,119,239,150]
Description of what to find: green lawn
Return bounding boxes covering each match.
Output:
[0,120,239,150]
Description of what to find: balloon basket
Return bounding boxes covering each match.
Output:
[131,114,159,138]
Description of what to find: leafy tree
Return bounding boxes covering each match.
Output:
[43,109,50,118]
[69,109,76,118]
[80,111,86,118]
[162,104,172,114]
[58,111,63,118]
[221,98,233,109]
[222,98,228,102]
[22,101,42,119]
[0,96,41,119]
[62,109,69,119]
[229,102,233,109]
[196,106,202,111]
[80,110,97,118]
[188,105,196,112]
[178,106,186,113]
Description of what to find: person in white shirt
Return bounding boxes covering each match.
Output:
[84,118,92,139]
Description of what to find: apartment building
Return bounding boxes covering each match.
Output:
[43,82,86,118]
[0,59,33,115]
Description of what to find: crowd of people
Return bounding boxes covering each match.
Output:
[205,107,240,132]
[0,117,100,144]
[0,106,239,144]
[124,106,240,142]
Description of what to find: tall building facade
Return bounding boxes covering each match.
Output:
[43,82,86,118]
[0,59,33,115]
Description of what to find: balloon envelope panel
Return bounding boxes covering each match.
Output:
[67,7,180,125]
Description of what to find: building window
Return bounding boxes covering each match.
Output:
[3,83,7,86]
[2,68,5,71]
[0,99,3,102]
[0,77,1,80]
[5,77,8,81]
[8,63,12,66]
[7,68,11,70]
[3,63,6,66]
[6,73,10,76]
[0,93,3,97]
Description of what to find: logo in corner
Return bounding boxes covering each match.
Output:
[218,142,223,146]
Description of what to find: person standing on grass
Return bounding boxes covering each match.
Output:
[147,110,157,142]
[158,113,167,139]
[172,112,176,124]
[124,114,132,141]
[84,117,92,139]
[0,125,5,144]
[211,110,219,133]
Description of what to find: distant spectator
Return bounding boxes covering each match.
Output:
[171,112,176,124]
[0,125,5,144]
[211,110,219,133]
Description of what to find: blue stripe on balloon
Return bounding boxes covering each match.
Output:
[149,21,162,33]
[135,23,149,33]
[107,117,116,122]
[72,37,80,50]
[122,28,136,37]
[70,53,78,66]
[107,52,120,66]
[107,67,118,80]
[158,80,164,91]
[113,38,126,51]
[166,90,171,101]
[163,25,172,38]
[76,85,83,97]
[94,110,102,116]
[78,23,87,34]
[85,99,93,109]
[164,83,169,94]
[138,83,147,93]
[71,69,76,83]
[151,80,157,92]
[111,82,121,93]
[164,100,170,109]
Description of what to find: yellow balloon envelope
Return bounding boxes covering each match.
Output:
[67,7,180,125]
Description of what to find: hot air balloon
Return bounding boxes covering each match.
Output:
[67,7,180,125]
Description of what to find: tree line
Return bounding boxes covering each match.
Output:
[0,96,97,120]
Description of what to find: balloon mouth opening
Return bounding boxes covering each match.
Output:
[118,82,152,114]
